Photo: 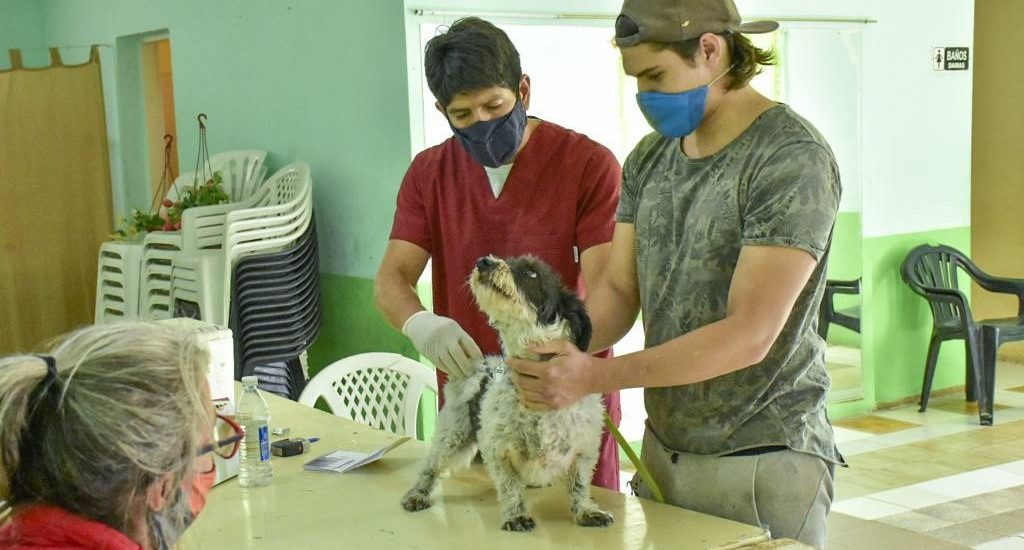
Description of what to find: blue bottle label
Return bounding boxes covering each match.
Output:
[258,425,270,461]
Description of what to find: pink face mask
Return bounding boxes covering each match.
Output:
[149,466,217,550]
[189,466,217,517]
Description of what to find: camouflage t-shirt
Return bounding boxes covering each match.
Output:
[617,104,843,464]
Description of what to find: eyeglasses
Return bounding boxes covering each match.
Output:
[196,413,244,459]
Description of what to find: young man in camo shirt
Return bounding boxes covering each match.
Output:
[510,0,843,545]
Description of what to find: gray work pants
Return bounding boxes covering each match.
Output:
[631,429,835,549]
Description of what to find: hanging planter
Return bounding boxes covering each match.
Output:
[111,114,230,239]
[111,134,177,240]
[162,113,228,230]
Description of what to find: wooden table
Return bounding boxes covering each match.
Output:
[178,388,770,549]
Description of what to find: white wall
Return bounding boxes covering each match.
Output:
[405,0,975,238]
[853,1,973,238]
[782,26,863,214]
[726,0,971,237]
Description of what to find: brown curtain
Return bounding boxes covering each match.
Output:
[0,46,113,354]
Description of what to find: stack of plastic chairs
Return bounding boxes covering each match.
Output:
[162,162,313,328]
[139,151,268,322]
[97,150,265,323]
[94,154,319,399]
[215,162,313,324]
[229,215,320,399]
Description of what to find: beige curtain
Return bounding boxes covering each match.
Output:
[0,46,113,354]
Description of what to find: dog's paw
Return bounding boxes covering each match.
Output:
[401,492,432,512]
[575,509,614,528]
[501,515,536,532]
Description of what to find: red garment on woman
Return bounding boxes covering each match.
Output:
[0,505,142,550]
[390,120,623,490]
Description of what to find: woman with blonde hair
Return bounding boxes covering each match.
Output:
[0,323,242,550]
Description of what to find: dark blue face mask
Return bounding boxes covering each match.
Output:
[636,67,731,138]
[449,100,528,168]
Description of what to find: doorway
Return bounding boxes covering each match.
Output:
[141,37,178,195]
[972,0,1024,363]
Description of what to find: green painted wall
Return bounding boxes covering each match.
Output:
[825,212,863,348]
[860,226,971,406]
[306,274,417,370]
[0,0,53,75]
[0,0,46,56]
[28,1,418,379]
[37,0,412,279]
[828,213,863,281]
[824,226,971,420]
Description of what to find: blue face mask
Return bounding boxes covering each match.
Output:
[449,100,528,168]
[636,67,731,138]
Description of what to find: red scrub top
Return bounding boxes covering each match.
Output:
[390,119,623,490]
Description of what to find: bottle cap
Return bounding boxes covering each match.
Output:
[241,375,259,386]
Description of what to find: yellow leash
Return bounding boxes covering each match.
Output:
[604,412,665,504]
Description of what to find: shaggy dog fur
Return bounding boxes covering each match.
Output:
[400,255,612,532]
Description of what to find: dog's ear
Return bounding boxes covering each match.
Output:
[560,293,592,352]
[537,299,560,327]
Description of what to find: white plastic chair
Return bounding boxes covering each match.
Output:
[298,353,438,439]
[149,149,269,253]
[169,251,226,325]
[222,162,312,260]
[209,150,269,203]
[139,239,178,320]
[226,193,313,266]
[164,151,267,203]
[99,151,270,324]
[94,241,144,322]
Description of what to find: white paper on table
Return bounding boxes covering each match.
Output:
[303,437,411,473]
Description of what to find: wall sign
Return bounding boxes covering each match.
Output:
[933,47,969,71]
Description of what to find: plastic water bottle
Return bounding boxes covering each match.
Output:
[237,376,272,487]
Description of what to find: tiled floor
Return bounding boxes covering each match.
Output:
[616,360,1024,549]
[827,360,1024,549]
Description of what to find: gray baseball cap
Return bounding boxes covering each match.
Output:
[614,0,779,48]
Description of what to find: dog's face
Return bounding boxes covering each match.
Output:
[469,255,591,351]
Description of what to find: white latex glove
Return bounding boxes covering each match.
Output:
[402,311,483,378]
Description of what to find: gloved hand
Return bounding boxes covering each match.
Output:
[402,311,483,378]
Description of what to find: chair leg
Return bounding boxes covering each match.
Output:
[965,332,991,426]
[980,330,998,426]
[965,350,977,403]
[920,334,942,412]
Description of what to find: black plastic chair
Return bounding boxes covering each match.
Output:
[818,278,861,340]
[229,216,321,400]
[900,244,1024,425]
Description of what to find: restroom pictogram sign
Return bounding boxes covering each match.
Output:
[933,47,969,71]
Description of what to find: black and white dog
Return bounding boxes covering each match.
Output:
[400,255,612,532]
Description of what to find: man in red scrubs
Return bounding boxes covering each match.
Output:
[374,17,622,490]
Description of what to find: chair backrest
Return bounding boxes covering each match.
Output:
[246,162,310,209]
[208,150,268,202]
[165,151,267,204]
[298,353,437,439]
[901,244,973,326]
